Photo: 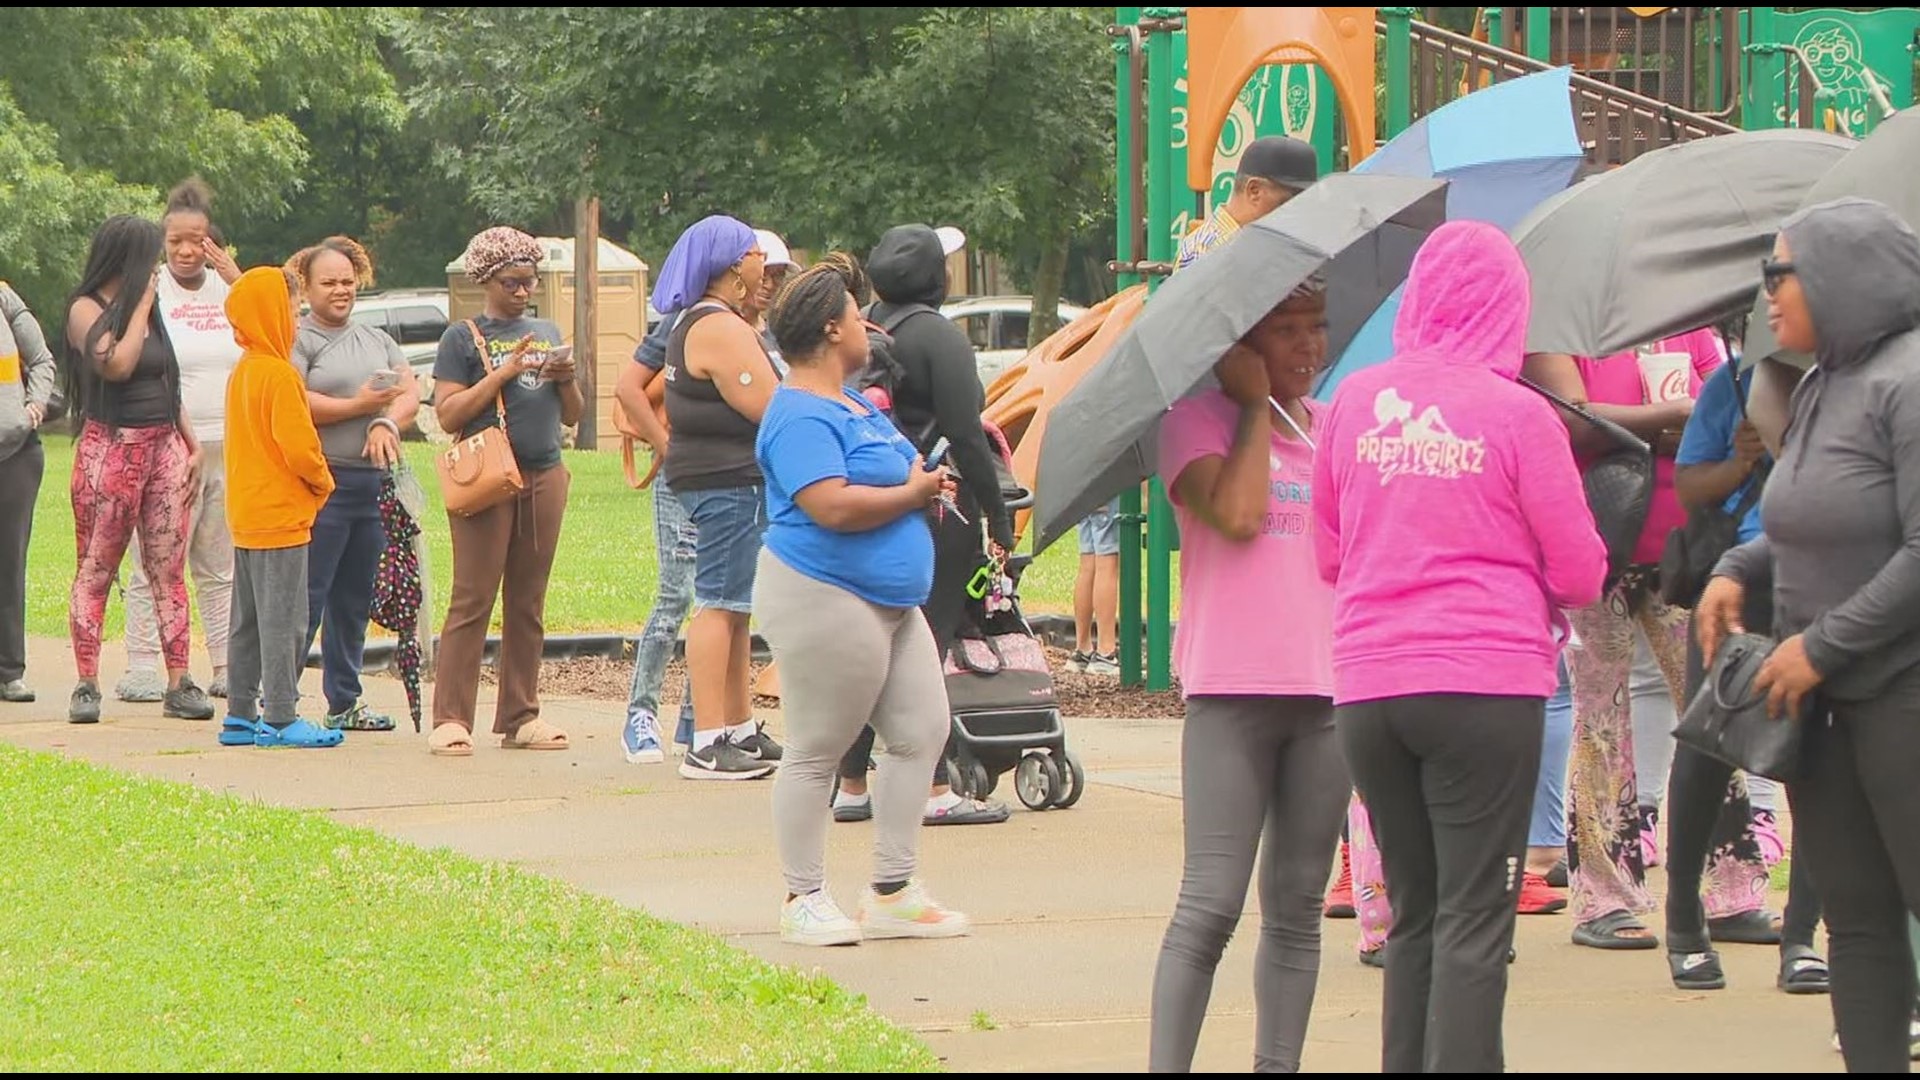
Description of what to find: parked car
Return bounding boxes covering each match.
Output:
[941,295,1089,386]
[350,289,450,439]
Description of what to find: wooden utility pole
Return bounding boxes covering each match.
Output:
[573,195,601,449]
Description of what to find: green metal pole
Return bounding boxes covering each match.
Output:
[1383,8,1414,139]
[1143,7,1179,692]
[1484,8,1505,53]
[1114,6,1144,688]
[1524,7,1552,63]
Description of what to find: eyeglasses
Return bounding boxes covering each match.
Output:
[1760,259,1797,297]
[495,276,538,295]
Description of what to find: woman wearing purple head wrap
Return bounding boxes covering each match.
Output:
[655,216,787,780]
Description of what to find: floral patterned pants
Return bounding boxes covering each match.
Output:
[69,420,192,679]
[1566,584,1768,924]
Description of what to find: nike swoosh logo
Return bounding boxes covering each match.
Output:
[1681,953,1713,971]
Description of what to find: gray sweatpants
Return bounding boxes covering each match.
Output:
[1149,695,1349,1074]
[756,551,948,897]
[227,545,310,726]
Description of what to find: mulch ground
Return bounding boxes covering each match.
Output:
[473,646,1185,719]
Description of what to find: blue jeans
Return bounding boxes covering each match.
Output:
[1529,654,1574,848]
[627,479,698,741]
[304,466,386,715]
[678,484,766,614]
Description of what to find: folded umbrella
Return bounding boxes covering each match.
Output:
[1030,173,1447,552]
[1321,68,1585,396]
[1745,107,1920,369]
[1513,128,1853,358]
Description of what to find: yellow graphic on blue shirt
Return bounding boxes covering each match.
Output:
[486,335,563,391]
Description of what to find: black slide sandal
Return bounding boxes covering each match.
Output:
[1573,909,1660,951]
[1778,945,1831,995]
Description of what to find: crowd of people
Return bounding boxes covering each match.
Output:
[2,137,1919,1072]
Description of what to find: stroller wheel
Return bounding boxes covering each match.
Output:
[1053,749,1087,809]
[1015,752,1063,811]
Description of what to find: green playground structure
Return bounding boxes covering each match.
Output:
[1107,5,1919,688]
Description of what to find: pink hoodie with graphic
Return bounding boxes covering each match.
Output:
[1312,221,1606,706]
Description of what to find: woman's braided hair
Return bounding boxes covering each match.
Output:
[768,260,856,363]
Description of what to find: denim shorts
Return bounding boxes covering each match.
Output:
[677,484,766,614]
[1078,499,1121,556]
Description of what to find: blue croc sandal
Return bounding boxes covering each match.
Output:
[255,718,345,749]
[220,717,262,747]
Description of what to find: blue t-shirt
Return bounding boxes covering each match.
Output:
[1675,363,1768,543]
[757,386,934,608]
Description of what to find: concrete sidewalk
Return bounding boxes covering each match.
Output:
[1,635,1842,1072]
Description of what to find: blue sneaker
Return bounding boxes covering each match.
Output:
[219,716,261,747]
[623,709,665,764]
[254,718,344,749]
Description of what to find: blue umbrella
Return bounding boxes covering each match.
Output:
[1318,67,1584,396]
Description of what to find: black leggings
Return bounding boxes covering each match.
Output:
[839,501,978,786]
[1666,585,1821,951]
[1793,663,1920,1073]
[1338,693,1543,1074]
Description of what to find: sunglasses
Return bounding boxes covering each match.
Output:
[1760,259,1797,297]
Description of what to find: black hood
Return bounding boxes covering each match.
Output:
[868,224,950,307]
[1781,196,1920,372]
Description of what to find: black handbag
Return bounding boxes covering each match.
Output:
[1673,632,1809,782]
[1660,461,1768,609]
[1517,376,1654,592]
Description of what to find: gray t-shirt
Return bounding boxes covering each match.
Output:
[292,319,408,470]
[433,315,567,471]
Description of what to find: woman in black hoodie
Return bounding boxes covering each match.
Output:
[1701,197,1920,1073]
[832,225,1015,826]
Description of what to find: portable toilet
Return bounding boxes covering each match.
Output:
[446,236,649,450]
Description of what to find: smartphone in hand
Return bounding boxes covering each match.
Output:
[924,436,951,471]
[368,368,403,392]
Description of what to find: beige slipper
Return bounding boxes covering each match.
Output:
[428,723,474,757]
[501,717,569,751]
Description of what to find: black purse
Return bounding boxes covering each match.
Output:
[1673,632,1809,782]
[1660,461,1767,609]
[1517,377,1654,592]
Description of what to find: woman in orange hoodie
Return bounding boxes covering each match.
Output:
[218,266,339,748]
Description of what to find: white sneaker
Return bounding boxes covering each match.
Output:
[115,667,165,703]
[1085,652,1120,678]
[858,880,971,940]
[781,890,862,947]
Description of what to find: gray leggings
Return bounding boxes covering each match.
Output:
[1149,695,1349,1073]
[757,551,949,897]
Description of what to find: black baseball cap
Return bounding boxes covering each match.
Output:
[1236,136,1320,192]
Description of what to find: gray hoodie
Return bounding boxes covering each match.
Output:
[1714,197,1920,700]
[0,284,57,464]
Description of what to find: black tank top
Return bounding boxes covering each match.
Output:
[662,303,768,491]
[79,299,179,429]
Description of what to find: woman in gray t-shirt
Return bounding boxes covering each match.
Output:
[288,238,418,732]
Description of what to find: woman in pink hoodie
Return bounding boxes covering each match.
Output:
[1314,221,1606,1073]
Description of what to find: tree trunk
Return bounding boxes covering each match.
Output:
[1029,233,1070,343]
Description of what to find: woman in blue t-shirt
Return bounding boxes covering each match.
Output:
[755,263,971,947]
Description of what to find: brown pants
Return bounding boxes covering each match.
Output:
[432,464,569,736]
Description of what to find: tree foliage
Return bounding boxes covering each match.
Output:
[399,7,1115,325]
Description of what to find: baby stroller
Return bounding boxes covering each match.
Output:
[939,433,1086,812]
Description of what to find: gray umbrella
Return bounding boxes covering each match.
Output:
[1029,173,1447,552]
[1745,107,1920,369]
[1513,128,1852,358]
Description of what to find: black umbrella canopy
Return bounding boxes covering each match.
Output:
[1512,128,1853,359]
[1030,173,1448,552]
[1745,107,1920,369]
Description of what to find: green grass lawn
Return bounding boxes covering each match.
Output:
[0,742,936,1072]
[24,434,1173,639]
